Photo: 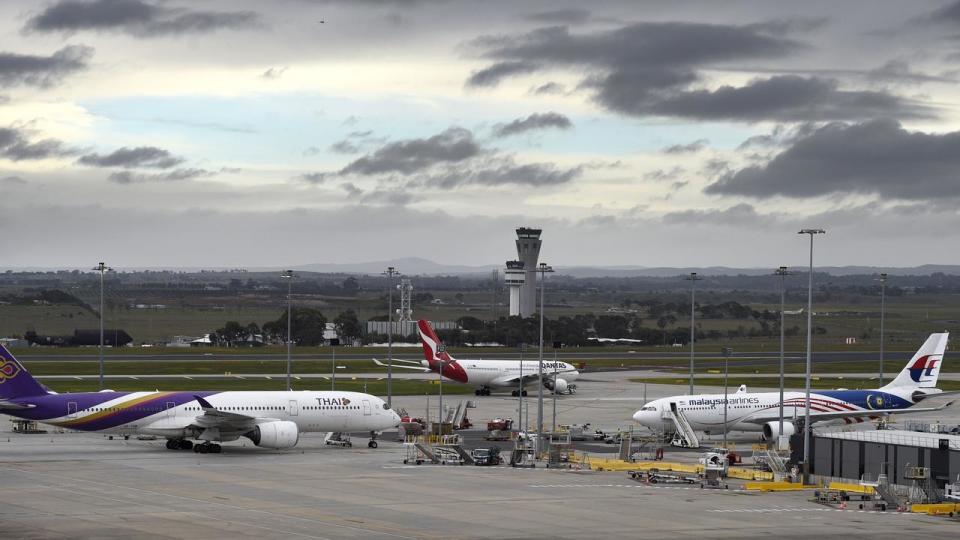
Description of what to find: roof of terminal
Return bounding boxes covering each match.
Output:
[818,429,960,450]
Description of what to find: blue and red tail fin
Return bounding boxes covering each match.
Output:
[0,344,48,400]
[881,332,948,391]
[417,319,453,369]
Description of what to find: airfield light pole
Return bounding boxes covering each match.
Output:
[518,343,524,433]
[775,266,791,445]
[878,273,888,387]
[686,272,702,394]
[92,262,112,391]
[383,266,400,408]
[552,342,559,434]
[799,228,825,483]
[722,347,732,450]
[536,262,554,457]
[331,347,335,390]
[281,270,295,391]
[438,343,444,434]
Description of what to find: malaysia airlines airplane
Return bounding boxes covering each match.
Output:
[0,345,400,453]
[633,332,954,440]
[374,319,580,396]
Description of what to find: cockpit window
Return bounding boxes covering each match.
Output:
[641,406,656,411]
[383,403,390,410]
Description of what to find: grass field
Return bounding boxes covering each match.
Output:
[629,376,960,391]
[39,377,474,395]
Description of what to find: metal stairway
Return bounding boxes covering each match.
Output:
[665,402,700,448]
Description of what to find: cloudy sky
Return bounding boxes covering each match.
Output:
[2,0,960,269]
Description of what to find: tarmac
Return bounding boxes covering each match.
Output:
[2,370,959,539]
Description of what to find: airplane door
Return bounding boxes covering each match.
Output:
[362,399,371,416]
[288,400,299,416]
[67,402,78,418]
[166,401,176,418]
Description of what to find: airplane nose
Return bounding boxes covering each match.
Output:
[392,411,402,426]
[632,410,644,422]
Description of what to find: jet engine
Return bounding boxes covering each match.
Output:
[762,421,796,440]
[544,378,568,394]
[245,421,299,449]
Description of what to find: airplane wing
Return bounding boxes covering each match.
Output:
[189,395,261,431]
[741,400,955,426]
[372,358,430,372]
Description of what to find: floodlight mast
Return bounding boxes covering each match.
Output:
[686,272,702,395]
[280,270,295,390]
[775,266,792,446]
[878,273,888,386]
[382,266,401,408]
[536,262,554,458]
[798,228,825,483]
[92,262,112,390]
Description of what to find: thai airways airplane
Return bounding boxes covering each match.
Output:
[0,345,400,453]
[374,319,580,396]
[632,332,954,440]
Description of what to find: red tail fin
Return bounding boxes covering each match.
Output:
[417,319,452,367]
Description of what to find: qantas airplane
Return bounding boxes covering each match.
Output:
[374,319,580,396]
[0,345,400,453]
[633,332,955,440]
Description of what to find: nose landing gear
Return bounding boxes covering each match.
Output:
[368,431,381,448]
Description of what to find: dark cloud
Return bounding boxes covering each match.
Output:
[706,119,960,201]
[927,1,960,25]
[339,127,480,176]
[492,112,572,137]
[78,146,184,168]
[642,167,685,182]
[108,168,213,184]
[465,61,540,88]
[662,139,708,154]
[598,74,932,121]
[662,203,773,227]
[469,23,928,122]
[24,0,260,38]
[329,140,360,154]
[0,127,73,160]
[524,9,590,24]
[260,67,287,80]
[302,146,321,156]
[865,60,953,84]
[420,161,582,189]
[530,82,565,95]
[0,45,92,88]
[340,182,362,198]
[300,172,328,184]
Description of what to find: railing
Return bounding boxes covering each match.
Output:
[818,430,960,450]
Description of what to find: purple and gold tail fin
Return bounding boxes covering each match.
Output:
[0,344,48,399]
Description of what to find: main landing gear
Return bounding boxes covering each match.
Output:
[193,442,222,454]
[165,439,194,451]
[474,387,492,396]
[510,390,528,397]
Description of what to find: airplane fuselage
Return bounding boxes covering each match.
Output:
[433,358,580,389]
[5,390,400,437]
[634,388,915,433]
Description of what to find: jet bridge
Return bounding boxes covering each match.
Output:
[664,402,700,448]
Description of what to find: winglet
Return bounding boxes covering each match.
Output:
[194,395,214,409]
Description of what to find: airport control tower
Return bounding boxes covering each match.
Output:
[504,260,525,316]
[513,227,542,317]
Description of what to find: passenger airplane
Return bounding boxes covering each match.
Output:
[374,319,580,396]
[0,345,400,453]
[633,332,954,440]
